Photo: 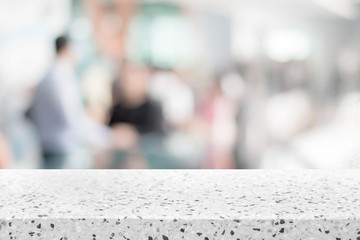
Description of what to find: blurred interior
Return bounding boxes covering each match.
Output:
[1,0,360,169]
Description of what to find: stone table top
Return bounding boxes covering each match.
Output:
[0,170,360,239]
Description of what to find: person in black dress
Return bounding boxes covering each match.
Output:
[108,62,165,168]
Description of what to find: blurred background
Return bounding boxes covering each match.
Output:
[1,0,360,169]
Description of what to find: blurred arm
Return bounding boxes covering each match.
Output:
[51,68,110,149]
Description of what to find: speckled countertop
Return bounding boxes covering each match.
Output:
[0,170,360,240]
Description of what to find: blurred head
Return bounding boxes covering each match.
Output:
[55,35,74,62]
[120,62,150,106]
[55,36,68,53]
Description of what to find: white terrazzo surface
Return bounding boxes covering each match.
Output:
[0,170,360,239]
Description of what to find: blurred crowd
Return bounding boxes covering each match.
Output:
[1,0,360,169]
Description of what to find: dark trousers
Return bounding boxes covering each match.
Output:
[42,151,67,169]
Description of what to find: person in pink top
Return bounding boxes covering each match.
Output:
[0,132,11,168]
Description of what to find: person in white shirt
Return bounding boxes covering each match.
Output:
[29,36,109,169]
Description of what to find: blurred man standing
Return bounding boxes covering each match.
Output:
[29,36,108,169]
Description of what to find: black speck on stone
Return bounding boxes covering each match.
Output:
[180,228,185,233]
[37,224,41,229]
[162,235,169,240]
[253,228,260,231]
[197,233,202,236]
[205,238,209,240]
[148,237,153,240]
[280,219,285,224]
[50,223,54,229]
[279,228,285,233]
[230,230,234,235]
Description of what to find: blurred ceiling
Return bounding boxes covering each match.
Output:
[160,0,360,19]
